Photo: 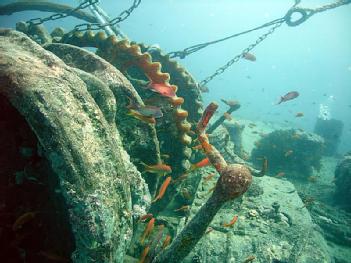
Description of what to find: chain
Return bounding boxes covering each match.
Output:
[198,0,350,87]
[26,0,98,26]
[70,0,141,33]
[285,0,351,26]
[304,0,350,13]
[168,18,284,59]
[198,20,284,87]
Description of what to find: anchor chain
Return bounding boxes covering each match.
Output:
[198,20,284,88]
[167,18,284,59]
[26,0,98,26]
[198,0,350,87]
[69,0,141,33]
[25,0,142,35]
[286,0,351,26]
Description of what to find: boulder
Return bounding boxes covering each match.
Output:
[251,129,324,178]
[334,152,351,211]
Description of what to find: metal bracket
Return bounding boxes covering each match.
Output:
[284,7,314,27]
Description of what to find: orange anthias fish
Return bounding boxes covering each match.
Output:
[162,235,171,250]
[277,91,299,105]
[243,52,256,61]
[140,217,155,245]
[190,157,210,171]
[203,173,215,182]
[295,112,304,117]
[152,176,172,203]
[12,211,37,231]
[138,245,150,263]
[174,205,190,212]
[192,144,203,151]
[141,162,172,175]
[138,213,153,222]
[128,109,156,124]
[223,215,238,227]
[147,82,176,98]
[172,173,189,184]
[243,255,256,263]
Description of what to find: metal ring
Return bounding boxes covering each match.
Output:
[285,7,310,27]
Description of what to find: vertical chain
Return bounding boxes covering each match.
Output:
[307,0,351,13]
[71,0,142,33]
[198,20,284,87]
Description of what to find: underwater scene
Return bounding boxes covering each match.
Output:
[0,0,350,262]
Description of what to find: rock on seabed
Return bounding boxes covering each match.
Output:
[182,172,331,263]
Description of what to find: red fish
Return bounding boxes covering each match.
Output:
[128,110,156,124]
[12,211,37,231]
[203,173,216,182]
[148,82,176,98]
[138,213,153,222]
[139,245,150,263]
[140,218,155,244]
[162,235,171,249]
[172,173,189,184]
[152,176,172,203]
[174,205,190,212]
[277,91,299,104]
[223,215,238,227]
[192,144,203,151]
[141,162,172,175]
[190,157,210,171]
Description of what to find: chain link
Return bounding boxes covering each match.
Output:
[26,0,98,26]
[198,20,284,87]
[304,0,350,13]
[286,0,351,26]
[198,0,350,87]
[70,0,141,33]
[168,18,284,59]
